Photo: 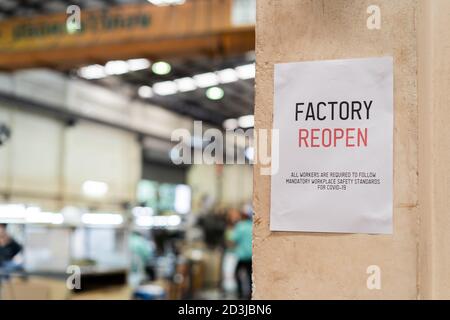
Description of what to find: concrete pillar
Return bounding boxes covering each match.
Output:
[253,0,450,299]
[418,0,450,300]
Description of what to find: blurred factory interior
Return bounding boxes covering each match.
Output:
[0,0,255,300]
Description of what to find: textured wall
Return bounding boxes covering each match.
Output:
[418,0,450,299]
[429,0,450,299]
[253,0,419,299]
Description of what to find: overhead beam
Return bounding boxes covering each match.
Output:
[0,90,171,142]
[0,1,255,70]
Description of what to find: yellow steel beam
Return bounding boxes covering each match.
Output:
[0,1,255,70]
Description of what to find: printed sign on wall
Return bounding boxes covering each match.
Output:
[270,57,393,234]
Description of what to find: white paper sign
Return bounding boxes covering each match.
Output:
[270,57,393,234]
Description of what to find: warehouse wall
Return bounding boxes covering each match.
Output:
[0,68,191,211]
[0,105,141,212]
[222,164,253,207]
[0,69,254,215]
[188,164,253,213]
[254,0,420,299]
[0,69,193,140]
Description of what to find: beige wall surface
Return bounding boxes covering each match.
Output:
[253,0,420,299]
[418,0,450,299]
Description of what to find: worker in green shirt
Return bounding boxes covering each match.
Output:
[129,231,154,285]
[229,209,253,299]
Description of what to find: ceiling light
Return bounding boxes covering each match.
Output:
[175,77,197,92]
[238,115,254,128]
[105,60,129,75]
[0,205,64,225]
[138,85,154,98]
[206,86,224,100]
[132,207,154,217]
[135,215,181,227]
[152,61,171,75]
[82,180,109,198]
[153,81,178,96]
[175,185,191,214]
[148,0,185,5]
[0,204,27,221]
[217,68,239,84]
[27,212,64,225]
[136,216,153,227]
[127,58,151,71]
[168,215,181,226]
[235,63,255,80]
[223,118,239,130]
[194,72,219,88]
[78,64,106,80]
[82,213,124,226]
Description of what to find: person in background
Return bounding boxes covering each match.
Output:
[129,230,155,286]
[228,209,253,299]
[0,224,22,273]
